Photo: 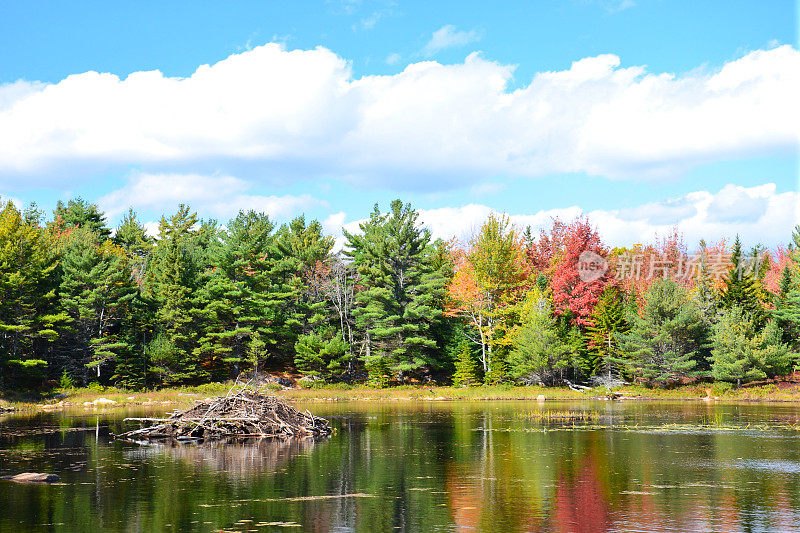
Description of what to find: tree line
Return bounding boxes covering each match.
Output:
[0,197,798,391]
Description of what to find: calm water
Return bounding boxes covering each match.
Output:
[2,401,800,532]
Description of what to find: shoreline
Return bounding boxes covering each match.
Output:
[4,382,800,413]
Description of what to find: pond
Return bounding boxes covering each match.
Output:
[2,400,800,532]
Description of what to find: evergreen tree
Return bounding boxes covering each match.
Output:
[57,227,137,384]
[712,306,796,387]
[53,198,111,241]
[194,210,274,379]
[773,288,800,348]
[719,236,765,326]
[584,287,628,378]
[274,216,335,358]
[0,201,68,386]
[617,278,706,386]
[114,208,152,285]
[143,205,209,385]
[111,293,154,389]
[507,290,571,385]
[344,200,446,384]
[452,340,479,386]
[294,327,349,380]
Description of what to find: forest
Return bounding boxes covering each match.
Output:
[0,197,798,393]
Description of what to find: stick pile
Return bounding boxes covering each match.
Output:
[116,388,331,442]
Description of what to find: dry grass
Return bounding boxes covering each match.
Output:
[521,409,598,422]
[6,380,800,412]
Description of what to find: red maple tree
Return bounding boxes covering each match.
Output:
[549,217,613,327]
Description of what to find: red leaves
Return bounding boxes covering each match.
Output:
[547,217,613,327]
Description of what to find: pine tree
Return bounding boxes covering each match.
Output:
[345,200,446,384]
[114,209,152,285]
[507,291,571,385]
[111,293,154,389]
[452,340,479,386]
[194,210,274,379]
[617,278,706,386]
[773,288,800,348]
[719,236,765,326]
[52,198,111,241]
[294,327,349,380]
[274,216,335,359]
[585,287,628,378]
[143,205,208,385]
[0,201,68,386]
[57,227,137,384]
[712,307,796,387]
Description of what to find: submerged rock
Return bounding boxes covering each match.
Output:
[2,472,61,483]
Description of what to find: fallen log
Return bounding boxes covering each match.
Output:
[115,388,330,442]
[2,473,60,483]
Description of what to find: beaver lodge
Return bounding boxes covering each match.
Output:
[115,388,331,442]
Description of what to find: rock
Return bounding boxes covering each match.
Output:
[537,394,546,402]
[92,397,116,405]
[2,472,60,483]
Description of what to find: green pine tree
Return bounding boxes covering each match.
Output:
[452,340,479,387]
[57,227,137,384]
[617,278,706,386]
[712,306,796,387]
[52,198,111,241]
[719,236,765,326]
[344,200,447,384]
[773,288,800,350]
[294,327,349,380]
[194,210,274,379]
[584,287,628,378]
[507,290,571,385]
[274,216,335,359]
[143,205,209,385]
[0,201,68,386]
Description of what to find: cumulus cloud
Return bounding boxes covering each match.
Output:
[0,44,797,188]
[420,25,482,57]
[617,197,697,225]
[98,172,324,222]
[705,184,769,223]
[387,183,795,249]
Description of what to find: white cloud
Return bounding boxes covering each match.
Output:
[322,210,347,236]
[0,44,797,188]
[412,183,798,249]
[705,183,768,223]
[142,220,160,238]
[98,172,324,222]
[420,25,482,57]
[0,194,23,209]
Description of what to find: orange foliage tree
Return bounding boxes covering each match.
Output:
[445,215,528,375]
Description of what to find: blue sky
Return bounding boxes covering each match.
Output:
[0,0,797,247]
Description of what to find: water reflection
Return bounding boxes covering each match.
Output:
[126,438,320,478]
[1,401,800,532]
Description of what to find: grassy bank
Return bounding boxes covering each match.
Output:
[4,380,800,412]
